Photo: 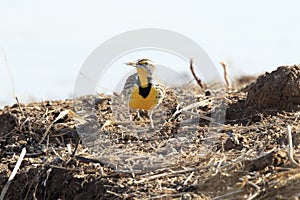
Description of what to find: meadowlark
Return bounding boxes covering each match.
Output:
[122,59,166,129]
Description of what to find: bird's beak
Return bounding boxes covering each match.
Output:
[125,61,137,67]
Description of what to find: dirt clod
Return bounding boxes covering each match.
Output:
[246,65,300,110]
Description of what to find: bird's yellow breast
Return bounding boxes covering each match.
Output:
[129,85,159,110]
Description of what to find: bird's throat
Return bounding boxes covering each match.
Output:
[136,68,149,87]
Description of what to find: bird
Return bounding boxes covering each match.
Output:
[122,58,165,129]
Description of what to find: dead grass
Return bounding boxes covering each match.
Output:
[0,65,300,199]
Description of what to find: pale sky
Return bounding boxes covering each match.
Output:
[1,0,300,107]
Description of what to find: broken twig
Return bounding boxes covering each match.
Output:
[0,147,26,200]
[39,110,71,144]
[190,59,203,88]
[220,61,231,88]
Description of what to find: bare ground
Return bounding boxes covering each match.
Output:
[1,65,300,200]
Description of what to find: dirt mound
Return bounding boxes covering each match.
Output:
[246,65,300,109]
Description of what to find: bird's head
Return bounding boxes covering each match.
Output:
[126,58,156,75]
[125,58,156,86]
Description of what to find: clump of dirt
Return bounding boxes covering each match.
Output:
[246,65,300,110]
[0,112,16,136]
